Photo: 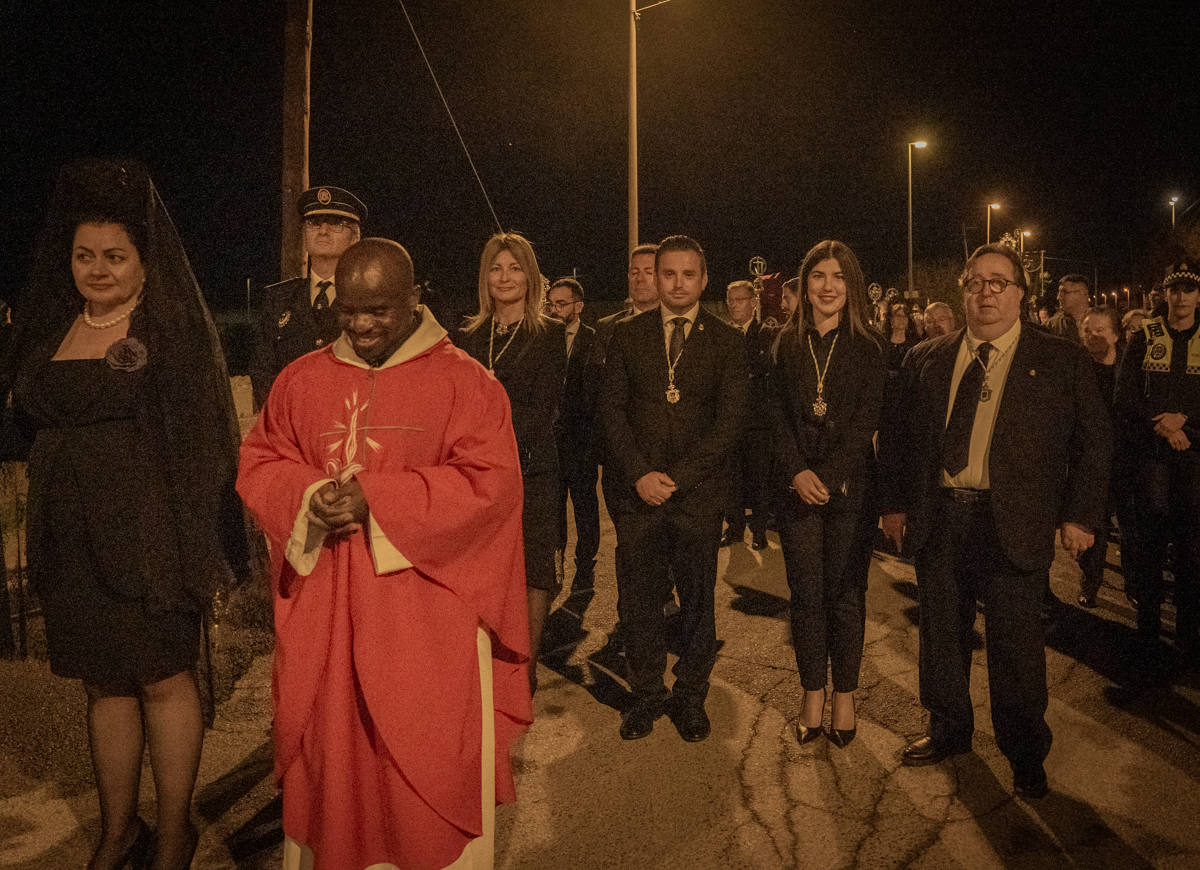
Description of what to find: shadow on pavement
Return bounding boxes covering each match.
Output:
[955,754,1155,869]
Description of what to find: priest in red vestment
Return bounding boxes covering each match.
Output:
[237,238,532,870]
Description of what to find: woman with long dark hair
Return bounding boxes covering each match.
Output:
[453,232,565,691]
[769,240,885,747]
[8,158,246,869]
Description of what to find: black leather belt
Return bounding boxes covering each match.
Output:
[942,487,989,504]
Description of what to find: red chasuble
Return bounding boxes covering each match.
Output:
[237,308,531,869]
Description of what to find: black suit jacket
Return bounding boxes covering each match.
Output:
[559,323,598,469]
[878,326,1112,572]
[248,276,341,408]
[740,319,776,433]
[600,308,749,517]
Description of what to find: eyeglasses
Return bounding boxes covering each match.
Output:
[964,276,1018,295]
[303,215,357,232]
[545,299,579,311]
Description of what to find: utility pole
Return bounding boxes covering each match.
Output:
[281,0,312,280]
[628,0,638,255]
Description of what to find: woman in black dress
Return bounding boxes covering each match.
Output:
[8,159,245,869]
[453,232,565,691]
[769,240,885,747]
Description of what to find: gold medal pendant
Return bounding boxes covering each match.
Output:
[812,397,827,417]
[666,386,681,404]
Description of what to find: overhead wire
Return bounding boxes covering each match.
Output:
[394,0,504,234]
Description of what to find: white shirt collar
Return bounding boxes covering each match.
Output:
[661,302,700,328]
[965,318,1021,356]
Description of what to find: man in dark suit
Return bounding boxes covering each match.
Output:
[879,243,1111,799]
[248,185,367,408]
[722,279,774,549]
[600,235,748,742]
[548,277,601,592]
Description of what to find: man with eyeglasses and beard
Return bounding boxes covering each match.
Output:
[249,185,367,408]
[879,243,1110,800]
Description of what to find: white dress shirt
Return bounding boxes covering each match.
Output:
[309,271,336,306]
[943,320,1022,490]
[661,303,700,356]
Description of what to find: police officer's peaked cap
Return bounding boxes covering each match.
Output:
[297,186,367,223]
[1162,259,1200,288]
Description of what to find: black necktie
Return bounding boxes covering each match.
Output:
[669,316,688,360]
[942,342,992,477]
[313,280,332,311]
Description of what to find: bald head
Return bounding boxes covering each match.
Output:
[333,238,421,364]
[336,238,415,300]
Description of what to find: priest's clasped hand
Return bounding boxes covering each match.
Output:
[636,471,676,507]
[309,479,370,537]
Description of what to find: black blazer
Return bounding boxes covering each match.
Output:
[878,326,1112,573]
[453,318,566,479]
[600,308,748,517]
[770,325,884,503]
[559,322,598,469]
[742,319,777,433]
[248,276,341,408]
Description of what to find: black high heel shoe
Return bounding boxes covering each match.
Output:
[828,693,856,748]
[828,726,857,747]
[796,722,824,744]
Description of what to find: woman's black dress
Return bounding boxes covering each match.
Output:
[14,351,197,691]
[453,317,566,590]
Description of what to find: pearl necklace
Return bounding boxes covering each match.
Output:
[83,297,139,329]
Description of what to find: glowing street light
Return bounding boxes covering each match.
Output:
[1170,195,1180,228]
[907,140,927,300]
[986,203,1001,244]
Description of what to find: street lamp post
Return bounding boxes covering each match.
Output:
[628,0,638,254]
[907,140,927,300]
[628,0,678,255]
[986,202,1001,244]
[1170,195,1180,228]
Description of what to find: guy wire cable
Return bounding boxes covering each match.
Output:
[395,0,504,234]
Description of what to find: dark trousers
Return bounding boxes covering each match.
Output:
[1133,451,1200,641]
[556,459,600,571]
[1077,506,1113,599]
[915,491,1052,772]
[724,433,768,537]
[613,507,721,707]
[777,492,870,692]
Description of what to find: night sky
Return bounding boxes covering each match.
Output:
[4,0,1198,314]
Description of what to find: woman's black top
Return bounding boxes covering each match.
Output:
[769,323,886,506]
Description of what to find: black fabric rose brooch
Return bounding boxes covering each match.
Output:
[105,337,148,372]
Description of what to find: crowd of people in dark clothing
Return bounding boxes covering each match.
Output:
[1,163,1197,865]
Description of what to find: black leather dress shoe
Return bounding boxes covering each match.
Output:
[901,735,970,766]
[719,529,743,547]
[671,703,711,742]
[751,532,768,550]
[1013,764,1049,799]
[619,704,660,740]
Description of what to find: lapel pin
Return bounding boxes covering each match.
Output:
[698,323,705,331]
[1029,369,1036,376]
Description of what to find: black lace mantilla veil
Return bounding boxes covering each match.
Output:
[15,156,250,608]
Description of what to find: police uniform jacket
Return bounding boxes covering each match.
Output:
[248,276,341,408]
